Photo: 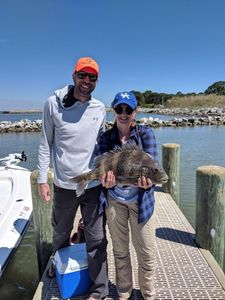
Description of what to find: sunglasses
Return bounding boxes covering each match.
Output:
[77,71,98,82]
[114,105,134,115]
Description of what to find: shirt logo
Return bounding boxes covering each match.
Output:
[120,93,130,99]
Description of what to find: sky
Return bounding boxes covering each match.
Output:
[0,0,225,110]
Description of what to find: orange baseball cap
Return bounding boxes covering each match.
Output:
[74,57,99,75]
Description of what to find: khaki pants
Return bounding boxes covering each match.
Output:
[106,196,156,300]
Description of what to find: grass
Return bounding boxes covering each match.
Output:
[164,94,225,108]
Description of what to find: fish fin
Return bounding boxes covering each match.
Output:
[93,142,140,166]
[111,141,141,153]
[71,173,90,197]
[93,151,113,167]
[75,181,87,197]
[93,142,142,169]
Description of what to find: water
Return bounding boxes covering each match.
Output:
[106,111,176,122]
[0,112,225,300]
[0,111,175,123]
[0,112,43,123]
[154,126,225,226]
[0,219,39,300]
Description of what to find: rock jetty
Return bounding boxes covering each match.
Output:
[0,119,42,133]
[138,106,225,117]
[1,107,225,133]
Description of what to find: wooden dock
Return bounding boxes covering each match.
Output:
[32,188,225,300]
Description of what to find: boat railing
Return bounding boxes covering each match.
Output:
[0,151,27,168]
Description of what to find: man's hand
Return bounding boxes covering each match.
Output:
[100,171,116,189]
[138,176,153,189]
[38,183,51,202]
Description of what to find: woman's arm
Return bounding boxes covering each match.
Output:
[140,126,158,161]
[138,126,158,189]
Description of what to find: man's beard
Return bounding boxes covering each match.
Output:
[76,83,95,97]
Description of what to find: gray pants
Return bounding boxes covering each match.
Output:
[52,184,108,299]
[106,197,156,300]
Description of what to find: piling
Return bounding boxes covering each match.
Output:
[162,143,180,205]
[195,165,225,273]
[30,169,54,278]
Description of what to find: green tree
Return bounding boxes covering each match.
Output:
[205,81,225,95]
[131,91,145,106]
[143,90,154,105]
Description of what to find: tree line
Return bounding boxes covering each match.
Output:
[131,81,225,107]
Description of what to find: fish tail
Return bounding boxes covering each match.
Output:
[72,172,92,197]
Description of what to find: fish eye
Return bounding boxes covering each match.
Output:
[154,168,159,173]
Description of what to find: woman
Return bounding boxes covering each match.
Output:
[99,92,158,300]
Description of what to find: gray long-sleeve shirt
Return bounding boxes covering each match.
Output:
[37,85,106,190]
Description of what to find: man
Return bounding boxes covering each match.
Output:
[37,57,108,300]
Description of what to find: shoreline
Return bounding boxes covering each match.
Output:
[1,107,225,133]
[1,106,225,116]
[1,115,225,134]
[0,109,42,114]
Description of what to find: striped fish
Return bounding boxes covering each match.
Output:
[72,143,168,197]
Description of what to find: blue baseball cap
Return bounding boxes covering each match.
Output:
[111,92,137,110]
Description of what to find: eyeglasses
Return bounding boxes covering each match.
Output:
[114,105,134,115]
[77,71,98,82]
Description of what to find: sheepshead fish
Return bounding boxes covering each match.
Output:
[72,143,168,197]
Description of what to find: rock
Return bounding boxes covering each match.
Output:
[1,108,225,133]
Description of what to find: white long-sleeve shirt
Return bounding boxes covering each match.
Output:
[37,85,106,190]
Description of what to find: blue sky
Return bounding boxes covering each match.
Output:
[0,0,225,110]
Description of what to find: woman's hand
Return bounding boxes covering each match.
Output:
[100,171,116,189]
[138,176,153,189]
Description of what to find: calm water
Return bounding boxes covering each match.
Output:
[0,112,43,122]
[0,111,176,123]
[0,112,225,300]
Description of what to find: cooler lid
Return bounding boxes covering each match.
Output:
[54,243,88,274]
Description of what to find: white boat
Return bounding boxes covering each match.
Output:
[0,152,32,277]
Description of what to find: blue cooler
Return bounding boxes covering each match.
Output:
[53,243,92,299]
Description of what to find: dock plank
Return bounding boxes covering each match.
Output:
[33,189,225,300]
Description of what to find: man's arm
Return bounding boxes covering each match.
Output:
[37,99,54,202]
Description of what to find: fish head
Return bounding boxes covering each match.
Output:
[143,158,169,184]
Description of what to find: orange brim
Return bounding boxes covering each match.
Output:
[79,66,98,75]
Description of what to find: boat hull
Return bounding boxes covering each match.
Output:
[0,166,33,276]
